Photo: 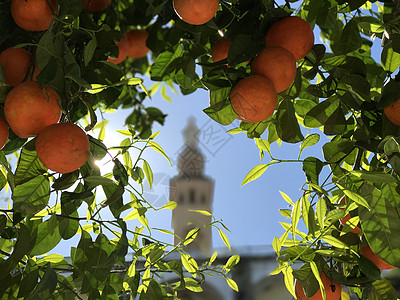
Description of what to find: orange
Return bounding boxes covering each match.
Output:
[0,47,32,86]
[338,196,361,234]
[212,37,232,63]
[229,75,277,123]
[252,47,296,93]
[265,16,314,61]
[384,99,400,126]
[11,0,58,32]
[83,0,111,12]
[173,0,219,25]
[126,30,150,59]
[107,35,130,64]
[36,123,90,174]
[295,272,341,300]
[0,116,9,150]
[4,81,61,138]
[360,245,395,271]
[32,61,40,80]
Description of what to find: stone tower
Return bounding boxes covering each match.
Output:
[170,117,214,252]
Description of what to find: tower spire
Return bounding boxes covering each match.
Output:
[170,117,214,252]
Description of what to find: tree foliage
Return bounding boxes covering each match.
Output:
[0,0,400,299]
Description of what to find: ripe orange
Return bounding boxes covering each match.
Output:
[32,61,40,80]
[212,37,232,63]
[265,16,314,61]
[4,81,61,138]
[126,30,150,59]
[229,75,277,123]
[0,116,9,150]
[360,245,395,271]
[11,0,58,32]
[252,47,297,93]
[295,272,341,300]
[107,35,130,64]
[83,0,111,12]
[338,196,361,234]
[0,47,32,86]
[36,123,90,174]
[173,0,219,25]
[384,99,400,126]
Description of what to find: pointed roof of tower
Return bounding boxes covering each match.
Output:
[177,117,205,178]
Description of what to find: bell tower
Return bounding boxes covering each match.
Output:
[170,117,214,252]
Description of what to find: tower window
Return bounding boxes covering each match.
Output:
[179,193,184,204]
[189,189,196,203]
[201,194,206,204]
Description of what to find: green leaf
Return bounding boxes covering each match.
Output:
[275,98,304,143]
[180,252,198,275]
[13,175,50,215]
[162,201,177,210]
[15,140,47,185]
[84,37,97,66]
[127,77,143,85]
[322,236,350,249]
[304,97,340,128]
[85,175,115,188]
[188,209,212,216]
[150,45,183,81]
[183,228,199,246]
[224,255,240,270]
[184,278,203,293]
[36,254,65,265]
[323,106,348,135]
[360,184,400,268]
[280,191,294,206]
[310,261,325,300]
[203,101,237,126]
[209,252,218,266]
[299,134,320,158]
[302,157,324,185]
[0,224,33,282]
[86,83,107,94]
[272,236,282,253]
[302,195,315,237]
[242,163,273,186]
[226,277,239,292]
[142,160,153,190]
[316,198,327,228]
[292,200,301,240]
[381,43,400,73]
[337,184,370,209]
[369,278,398,300]
[27,264,57,299]
[332,19,362,55]
[30,215,62,256]
[218,228,231,250]
[123,207,148,221]
[17,259,39,298]
[350,170,396,184]
[210,87,230,109]
[147,141,171,166]
[340,74,371,101]
[282,266,296,298]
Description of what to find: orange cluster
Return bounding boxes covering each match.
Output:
[212,16,314,123]
[107,30,150,64]
[0,0,91,173]
[2,80,89,174]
